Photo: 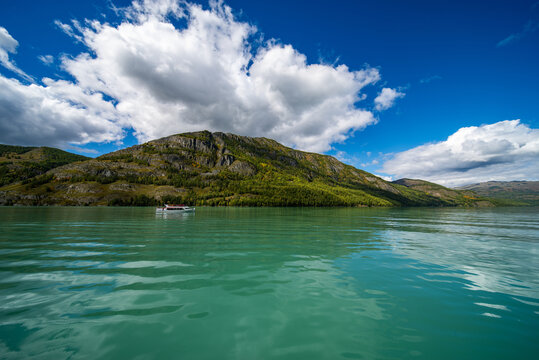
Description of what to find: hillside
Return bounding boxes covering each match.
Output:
[0,145,89,186]
[457,181,539,205]
[0,131,497,207]
[392,178,499,206]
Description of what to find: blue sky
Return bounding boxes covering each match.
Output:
[0,0,537,186]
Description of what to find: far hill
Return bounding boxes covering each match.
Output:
[0,131,497,207]
[0,145,89,186]
[457,181,539,206]
[392,178,500,206]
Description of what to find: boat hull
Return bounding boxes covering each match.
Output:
[156,207,195,213]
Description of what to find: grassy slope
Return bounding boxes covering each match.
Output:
[0,145,89,186]
[393,178,522,206]
[0,132,496,207]
[457,181,539,205]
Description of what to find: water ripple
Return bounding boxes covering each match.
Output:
[0,206,537,359]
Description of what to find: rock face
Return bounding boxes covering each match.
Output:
[0,131,498,207]
[229,161,255,176]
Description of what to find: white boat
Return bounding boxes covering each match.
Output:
[156,204,195,213]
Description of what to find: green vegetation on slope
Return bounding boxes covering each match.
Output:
[0,132,497,207]
[0,144,36,156]
[457,181,539,206]
[392,178,525,206]
[0,145,89,186]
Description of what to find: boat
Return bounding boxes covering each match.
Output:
[156,204,195,213]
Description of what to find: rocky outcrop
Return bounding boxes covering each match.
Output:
[217,154,235,167]
[229,161,255,176]
[153,134,218,154]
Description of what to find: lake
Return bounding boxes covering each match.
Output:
[0,206,538,359]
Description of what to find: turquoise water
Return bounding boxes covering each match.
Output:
[0,207,538,359]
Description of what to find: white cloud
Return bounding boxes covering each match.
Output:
[126,0,185,20]
[0,0,394,152]
[38,55,54,65]
[381,120,539,186]
[0,27,32,81]
[374,174,393,182]
[0,76,123,147]
[61,0,382,152]
[54,20,83,43]
[374,87,405,111]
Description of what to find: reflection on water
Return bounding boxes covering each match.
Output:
[0,206,538,359]
[381,208,539,299]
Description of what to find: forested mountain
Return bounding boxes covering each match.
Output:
[0,132,499,207]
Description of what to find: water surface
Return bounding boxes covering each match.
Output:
[0,207,538,359]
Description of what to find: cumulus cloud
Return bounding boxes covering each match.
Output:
[374,87,405,111]
[0,0,392,152]
[0,76,123,147]
[381,120,539,186]
[0,27,32,81]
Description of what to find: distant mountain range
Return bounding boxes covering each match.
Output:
[392,178,485,204]
[0,131,529,207]
[456,181,539,206]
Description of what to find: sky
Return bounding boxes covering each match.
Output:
[0,0,537,186]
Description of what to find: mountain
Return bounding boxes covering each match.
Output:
[392,178,500,206]
[0,131,497,207]
[457,181,539,206]
[0,145,88,187]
